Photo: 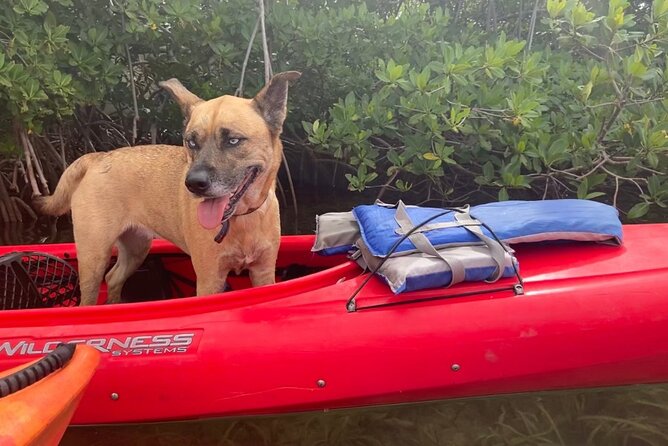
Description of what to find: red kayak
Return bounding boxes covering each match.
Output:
[0,223,667,425]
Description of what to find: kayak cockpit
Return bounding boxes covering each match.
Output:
[0,236,358,311]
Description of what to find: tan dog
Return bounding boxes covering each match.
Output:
[35,71,301,305]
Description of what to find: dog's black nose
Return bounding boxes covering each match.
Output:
[185,169,212,194]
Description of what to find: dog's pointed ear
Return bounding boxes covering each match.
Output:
[252,71,301,132]
[159,78,203,118]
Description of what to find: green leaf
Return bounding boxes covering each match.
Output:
[590,65,600,83]
[627,202,649,219]
[648,130,668,149]
[606,0,628,29]
[577,178,589,199]
[488,66,505,78]
[23,79,48,101]
[547,0,567,17]
[542,136,570,166]
[395,179,412,192]
[410,67,431,91]
[387,150,401,166]
[627,59,648,78]
[344,91,356,109]
[387,59,405,82]
[44,11,57,30]
[648,176,661,196]
[571,2,595,26]
[589,173,607,189]
[581,131,596,149]
[482,161,494,180]
[13,0,49,15]
[498,188,509,201]
[505,41,526,57]
[579,81,593,102]
[654,0,668,18]
[301,121,313,134]
[517,139,527,153]
[375,70,390,83]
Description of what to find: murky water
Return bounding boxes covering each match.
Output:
[3,189,668,445]
[61,384,668,446]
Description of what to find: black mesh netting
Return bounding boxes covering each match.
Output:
[0,252,80,310]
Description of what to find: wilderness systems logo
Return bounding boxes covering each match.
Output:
[0,331,202,358]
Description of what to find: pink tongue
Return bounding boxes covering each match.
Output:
[197,196,231,229]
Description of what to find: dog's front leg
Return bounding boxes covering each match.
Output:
[192,254,230,296]
[195,270,230,296]
[248,250,278,287]
[249,266,276,287]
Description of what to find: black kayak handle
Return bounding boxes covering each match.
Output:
[0,343,76,398]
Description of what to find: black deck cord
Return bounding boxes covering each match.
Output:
[346,207,523,312]
[0,343,76,398]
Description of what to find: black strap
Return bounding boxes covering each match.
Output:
[214,219,231,243]
[213,195,269,244]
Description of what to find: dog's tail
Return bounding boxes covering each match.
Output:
[33,153,103,216]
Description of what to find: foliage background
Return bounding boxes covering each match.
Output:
[0,0,666,223]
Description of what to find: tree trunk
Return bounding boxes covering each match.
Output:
[15,124,42,197]
[486,0,497,33]
[527,0,540,53]
[453,0,464,23]
[0,176,20,222]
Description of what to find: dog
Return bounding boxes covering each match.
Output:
[34,71,301,305]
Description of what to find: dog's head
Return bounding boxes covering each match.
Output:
[159,72,300,229]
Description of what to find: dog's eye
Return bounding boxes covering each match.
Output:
[187,139,198,150]
[228,138,241,146]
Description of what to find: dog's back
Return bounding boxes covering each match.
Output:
[33,152,104,216]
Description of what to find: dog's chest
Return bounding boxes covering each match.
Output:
[221,241,263,274]
[231,254,255,275]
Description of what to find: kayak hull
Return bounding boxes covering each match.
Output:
[0,224,666,425]
[0,346,100,444]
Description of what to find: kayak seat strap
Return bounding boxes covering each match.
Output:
[394,201,507,284]
[394,202,467,285]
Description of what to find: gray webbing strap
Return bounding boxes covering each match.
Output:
[394,201,509,284]
[395,202,467,285]
[454,212,508,282]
